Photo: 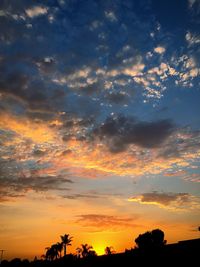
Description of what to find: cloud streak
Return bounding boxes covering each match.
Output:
[128,191,200,211]
[76,214,140,232]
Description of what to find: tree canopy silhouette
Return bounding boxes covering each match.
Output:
[60,234,73,256]
[135,229,166,250]
[105,246,115,255]
[77,244,97,258]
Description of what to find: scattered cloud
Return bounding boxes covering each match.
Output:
[0,0,200,206]
[25,6,48,18]
[154,46,166,54]
[105,11,117,22]
[185,31,200,46]
[0,1,199,257]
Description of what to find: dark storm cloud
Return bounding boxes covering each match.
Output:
[94,114,174,152]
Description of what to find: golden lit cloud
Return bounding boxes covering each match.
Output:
[0,113,56,144]
[1,112,200,185]
[25,6,48,18]
[154,46,166,54]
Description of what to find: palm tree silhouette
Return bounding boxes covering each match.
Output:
[45,247,51,261]
[45,245,59,261]
[56,242,63,258]
[60,234,73,256]
[78,244,94,258]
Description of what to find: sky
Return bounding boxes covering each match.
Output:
[0,0,200,260]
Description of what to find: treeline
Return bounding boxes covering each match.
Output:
[42,228,166,261]
[41,233,115,261]
[1,229,199,267]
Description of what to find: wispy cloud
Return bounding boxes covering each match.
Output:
[76,214,139,231]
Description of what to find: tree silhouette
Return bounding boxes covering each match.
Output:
[77,244,96,258]
[45,247,51,261]
[56,242,63,258]
[135,229,166,250]
[105,246,115,255]
[60,234,73,256]
[76,247,82,259]
[151,229,166,247]
[45,244,59,261]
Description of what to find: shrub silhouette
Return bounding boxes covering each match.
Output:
[105,246,115,255]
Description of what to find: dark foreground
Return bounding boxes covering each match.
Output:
[1,238,200,267]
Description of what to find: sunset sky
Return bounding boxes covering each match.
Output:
[0,0,200,260]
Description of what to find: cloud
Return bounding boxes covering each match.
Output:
[159,129,200,159]
[183,173,200,183]
[128,191,200,211]
[25,6,48,18]
[188,0,197,8]
[94,114,174,152]
[105,11,117,22]
[0,70,63,119]
[0,112,56,143]
[164,170,200,183]
[0,0,200,192]
[62,193,100,200]
[76,214,139,231]
[185,31,200,47]
[0,156,74,202]
[0,110,200,184]
[188,0,196,7]
[0,173,73,202]
[154,46,166,54]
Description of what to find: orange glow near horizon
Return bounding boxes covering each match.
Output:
[1,188,200,260]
